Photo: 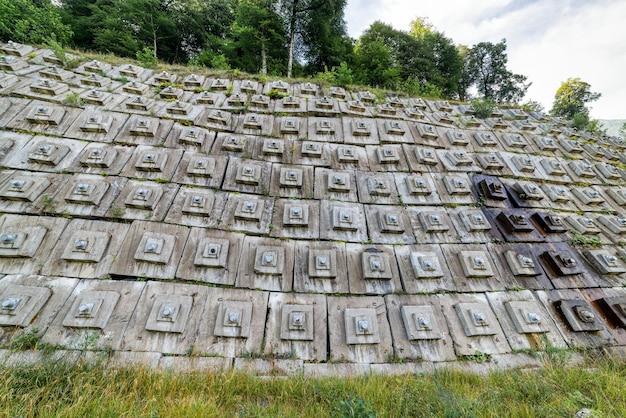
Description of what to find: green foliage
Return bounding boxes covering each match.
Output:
[471,97,496,118]
[63,91,83,108]
[136,47,158,68]
[1,357,625,416]
[317,62,354,87]
[46,38,67,66]
[467,39,530,104]
[8,328,43,352]
[337,393,377,418]
[568,231,604,248]
[522,100,545,113]
[0,0,72,45]
[552,77,601,120]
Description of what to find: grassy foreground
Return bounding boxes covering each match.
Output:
[1,354,625,417]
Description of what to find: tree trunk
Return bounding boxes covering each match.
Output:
[261,41,267,76]
[287,0,299,78]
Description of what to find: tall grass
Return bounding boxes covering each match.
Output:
[1,355,625,417]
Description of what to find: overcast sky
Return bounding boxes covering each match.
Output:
[344,0,626,119]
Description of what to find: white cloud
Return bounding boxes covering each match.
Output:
[344,0,626,119]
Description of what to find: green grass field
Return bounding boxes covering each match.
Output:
[1,352,625,417]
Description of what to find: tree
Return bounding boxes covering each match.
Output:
[551,77,601,120]
[468,39,530,104]
[0,0,72,45]
[301,0,353,75]
[227,0,287,75]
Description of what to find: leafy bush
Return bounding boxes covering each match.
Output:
[136,47,158,68]
[471,97,496,118]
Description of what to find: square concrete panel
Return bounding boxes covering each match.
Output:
[64,110,128,143]
[7,101,82,137]
[164,187,226,228]
[120,146,183,181]
[385,294,456,362]
[356,172,400,205]
[41,280,145,351]
[176,229,243,286]
[270,199,320,240]
[264,293,327,361]
[194,287,269,358]
[307,117,343,143]
[346,244,403,295]
[111,221,189,280]
[314,168,359,202]
[236,236,294,292]
[269,164,314,199]
[54,174,126,218]
[5,135,86,173]
[274,116,307,139]
[454,302,500,336]
[172,152,228,189]
[0,215,68,275]
[0,171,63,215]
[393,173,442,206]
[213,300,253,338]
[293,241,349,294]
[61,290,120,329]
[330,144,370,170]
[366,145,409,172]
[0,275,79,347]
[45,219,129,279]
[377,119,414,143]
[485,291,567,352]
[458,251,495,278]
[122,281,208,354]
[556,299,604,332]
[327,296,392,363]
[108,180,178,222]
[222,157,272,195]
[292,140,332,167]
[116,114,174,146]
[0,284,52,327]
[220,193,274,235]
[363,205,414,245]
[439,293,510,356]
[582,249,626,275]
[68,143,134,175]
[320,201,368,243]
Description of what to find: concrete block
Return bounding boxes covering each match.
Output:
[66,143,134,175]
[327,296,393,363]
[194,287,269,358]
[219,193,274,235]
[0,275,78,347]
[235,236,294,292]
[115,114,174,146]
[270,199,320,240]
[170,152,228,189]
[176,229,244,286]
[394,244,457,293]
[163,124,216,152]
[164,187,227,228]
[264,292,327,361]
[119,145,183,181]
[438,293,511,356]
[44,219,130,279]
[121,281,208,354]
[110,221,189,280]
[385,294,457,361]
[364,205,415,244]
[107,180,178,221]
[222,157,272,195]
[42,279,145,350]
[345,244,403,295]
[0,215,68,275]
[356,172,401,205]
[319,200,368,243]
[314,168,359,202]
[293,241,349,294]
[307,117,343,143]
